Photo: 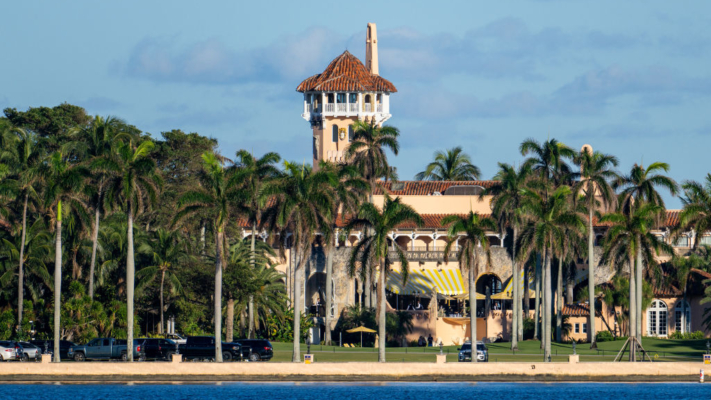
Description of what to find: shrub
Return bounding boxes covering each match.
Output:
[669,330,705,340]
[596,330,615,342]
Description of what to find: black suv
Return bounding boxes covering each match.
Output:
[137,338,177,361]
[179,336,251,362]
[236,339,273,361]
[29,340,76,360]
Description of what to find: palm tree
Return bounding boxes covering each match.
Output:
[0,125,42,329]
[442,211,496,361]
[600,202,673,361]
[677,173,711,249]
[41,151,89,362]
[230,149,281,339]
[105,140,161,362]
[518,185,586,361]
[484,162,530,349]
[614,163,678,342]
[319,161,367,345]
[347,194,423,362]
[262,161,336,362]
[174,151,234,362]
[574,148,618,348]
[136,229,188,335]
[415,146,481,181]
[345,120,401,308]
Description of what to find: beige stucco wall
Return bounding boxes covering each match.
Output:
[372,194,492,215]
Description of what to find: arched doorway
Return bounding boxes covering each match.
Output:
[647,299,668,337]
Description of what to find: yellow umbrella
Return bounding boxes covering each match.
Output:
[346,326,377,347]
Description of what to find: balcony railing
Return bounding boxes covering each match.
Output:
[337,103,347,112]
[324,103,335,112]
[304,102,387,115]
[377,104,383,112]
[349,103,358,112]
[364,104,372,112]
[388,249,459,262]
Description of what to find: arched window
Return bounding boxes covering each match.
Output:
[332,125,338,143]
[675,300,691,333]
[647,299,668,336]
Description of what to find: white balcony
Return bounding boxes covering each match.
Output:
[301,92,392,125]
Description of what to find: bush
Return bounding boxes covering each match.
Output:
[596,330,615,342]
[668,330,705,340]
[522,317,535,340]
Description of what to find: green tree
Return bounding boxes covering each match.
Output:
[40,151,89,362]
[174,151,235,362]
[442,211,496,361]
[415,146,481,181]
[677,174,711,249]
[231,149,281,339]
[573,148,618,348]
[485,162,530,349]
[136,229,188,335]
[348,194,423,362]
[105,140,161,361]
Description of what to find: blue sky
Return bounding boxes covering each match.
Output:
[2,1,710,208]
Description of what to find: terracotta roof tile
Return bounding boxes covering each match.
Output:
[296,51,397,93]
[375,180,500,196]
[562,303,595,317]
[654,284,682,297]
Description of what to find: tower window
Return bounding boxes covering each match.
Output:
[348,126,354,142]
[337,93,346,103]
[349,93,358,103]
[332,125,338,143]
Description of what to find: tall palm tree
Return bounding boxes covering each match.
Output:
[347,194,423,362]
[231,149,281,339]
[319,161,367,345]
[345,120,401,308]
[0,125,42,329]
[41,151,89,362]
[262,161,336,362]
[136,229,188,335]
[600,202,672,361]
[415,146,481,181]
[614,163,678,342]
[174,151,234,362]
[484,162,530,349]
[574,149,618,348]
[442,211,496,361]
[105,140,161,362]
[519,185,585,361]
[677,173,711,249]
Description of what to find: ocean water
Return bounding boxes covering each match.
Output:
[0,382,708,400]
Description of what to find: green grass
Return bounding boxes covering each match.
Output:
[266,338,710,363]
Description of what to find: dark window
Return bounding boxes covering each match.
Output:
[103,339,110,346]
[348,126,354,142]
[332,125,338,142]
[444,186,485,196]
[337,93,346,103]
[349,93,358,103]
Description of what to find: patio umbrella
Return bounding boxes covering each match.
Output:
[346,326,377,347]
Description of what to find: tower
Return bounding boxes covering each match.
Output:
[296,23,397,168]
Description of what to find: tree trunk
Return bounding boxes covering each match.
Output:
[293,242,313,362]
[636,243,643,342]
[628,256,636,362]
[200,222,206,252]
[524,264,530,315]
[226,297,235,342]
[511,226,519,350]
[159,270,165,334]
[89,184,102,299]
[534,254,541,341]
[127,206,135,362]
[53,202,62,363]
[556,259,563,343]
[365,267,371,309]
[544,252,552,361]
[541,254,548,349]
[324,239,334,345]
[239,310,246,338]
[214,229,224,362]
[249,222,257,339]
[17,193,28,330]
[566,262,574,304]
[378,257,387,362]
[588,208,597,349]
[469,247,478,363]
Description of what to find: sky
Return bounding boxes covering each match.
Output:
[2,1,710,208]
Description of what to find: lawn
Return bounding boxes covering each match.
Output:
[266,338,710,363]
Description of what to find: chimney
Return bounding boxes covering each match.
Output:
[366,23,379,76]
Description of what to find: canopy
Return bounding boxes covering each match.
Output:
[452,292,486,301]
[377,267,466,295]
[491,269,537,300]
[347,326,376,333]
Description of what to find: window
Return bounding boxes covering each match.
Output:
[348,126,354,142]
[582,323,587,334]
[647,299,668,336]
[574,324,580,334]
[675,301,691,333]
[674,236,689,247]
[349,93,358,103]
[699,236,711,246]
[444,186,485,196]
[332,125,338,143]
[336,93,346,103]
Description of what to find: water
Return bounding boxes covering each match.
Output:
[0,382,708,400]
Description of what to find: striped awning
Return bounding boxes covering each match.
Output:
[381,268,466,295]
[491,268,537,300]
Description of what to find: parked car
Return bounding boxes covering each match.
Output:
[458,341,488,362]
[136,338,177,361]
[68,338,144,361]
[0,340,22,361]
[18,342,41,361]
[178,336,250,362]
[235,339,273,361]
[164,333,187,345]
[29,340,76,360]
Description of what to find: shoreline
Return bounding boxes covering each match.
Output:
[0,361,707,383]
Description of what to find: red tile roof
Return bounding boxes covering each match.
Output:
[653,284,682,297]
[562,303,599,317]
[296,51,397,93]
[375,180,500,196]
